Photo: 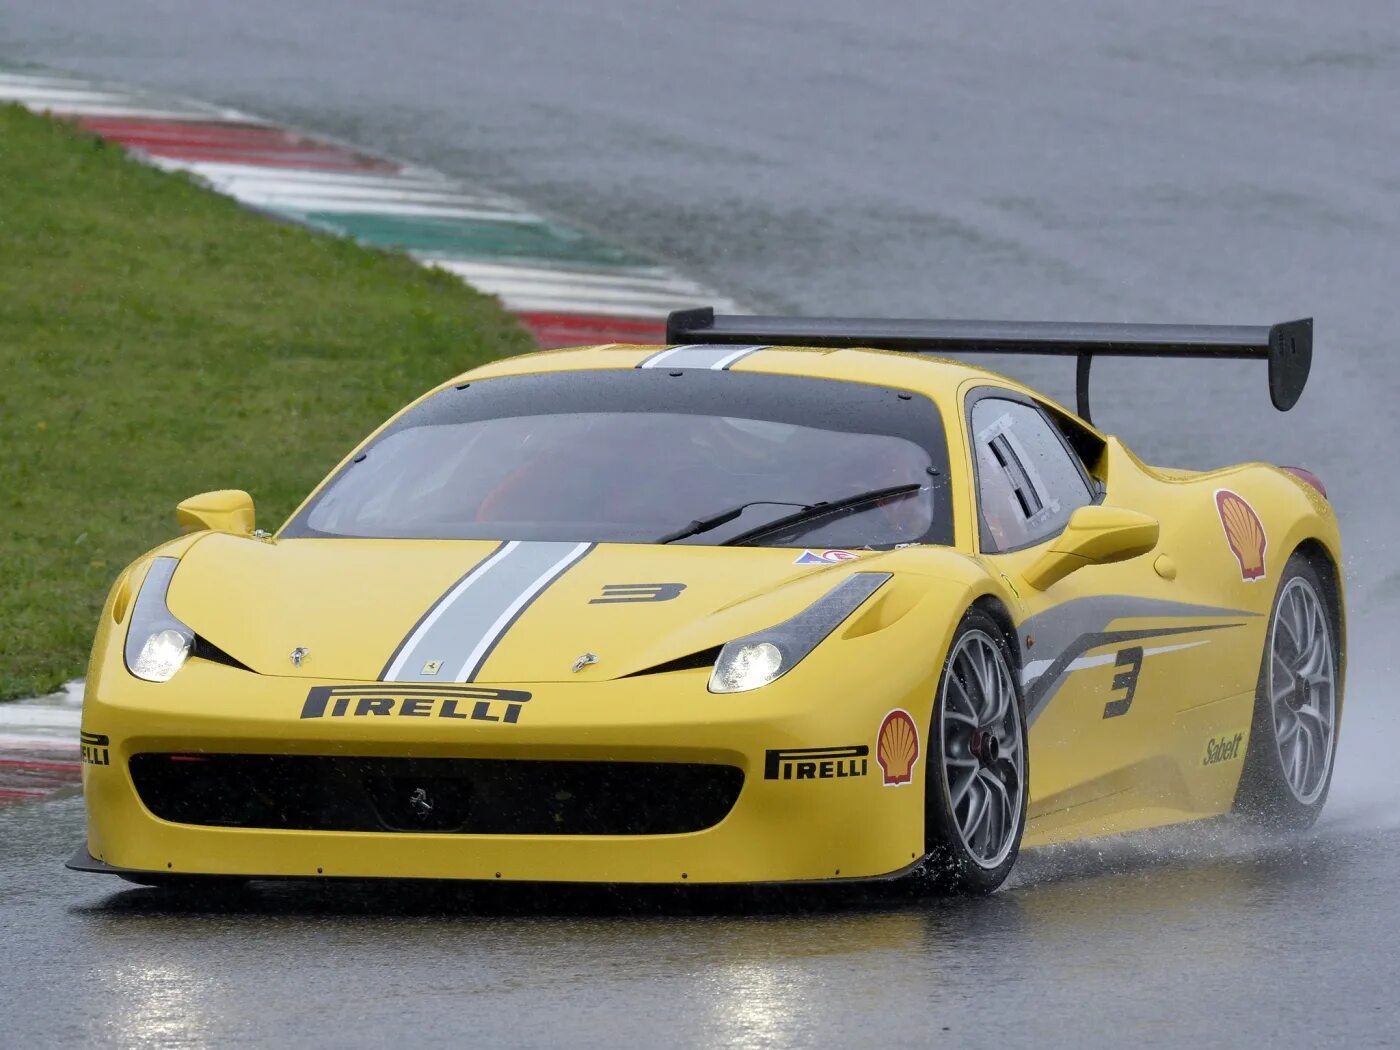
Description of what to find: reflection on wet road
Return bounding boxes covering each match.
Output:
[6,795,1400,1046]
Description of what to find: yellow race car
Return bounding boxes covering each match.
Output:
[69,309,1342,895]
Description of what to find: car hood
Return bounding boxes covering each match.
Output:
[166,535,929,683]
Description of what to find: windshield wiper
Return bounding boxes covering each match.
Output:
[656,500,813,544]
[719,483,923,547]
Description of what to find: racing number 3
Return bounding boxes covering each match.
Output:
[1103,646,1144,719]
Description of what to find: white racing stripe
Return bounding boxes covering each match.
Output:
[638,344,769,369]
[710,344,768,370]
[636,345,693,369]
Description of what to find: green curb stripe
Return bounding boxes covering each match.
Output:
[286,210,650,269]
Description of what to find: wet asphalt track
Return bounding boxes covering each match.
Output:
[4,2,1400,1045]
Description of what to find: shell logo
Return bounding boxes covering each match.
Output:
[1215,489,1267,582]
[877,709,920,787]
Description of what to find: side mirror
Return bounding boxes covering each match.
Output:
[176,490,256,535]
[1023,505,1159,591]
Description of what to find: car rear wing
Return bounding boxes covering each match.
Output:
[665,307,1312,425]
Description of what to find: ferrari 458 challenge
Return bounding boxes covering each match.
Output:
[70,309,1342,894]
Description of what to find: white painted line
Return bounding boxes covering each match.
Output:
[22,102,250,121]
[0,736,78,752]
[0,91,229,118]
[147,158,455,190]
[239,195,539,223]
[418,255,680,281]
[0,707,83,729]
[492,291,740,316]
[0,72,251,120]
[204,180,516,209]
[426,258,714,295]
[452,277,731,310]
[0,73,105,89]
[0,86,161,104]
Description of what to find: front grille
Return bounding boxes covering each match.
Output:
[129,753,743,835]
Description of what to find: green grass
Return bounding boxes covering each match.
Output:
[0,105,536,700]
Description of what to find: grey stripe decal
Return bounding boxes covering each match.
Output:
[708,344,768,369]
[1017,596,1258,665]
[1016,596,1260,725]
[453,541,594,682]
[1024,623,1241,724]
[377,540,509,680]
[636,345,696,369]
[637,344,768,370]
[382,541,592,683]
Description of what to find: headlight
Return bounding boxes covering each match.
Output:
[708,573,890,693]
[123,558,195,683]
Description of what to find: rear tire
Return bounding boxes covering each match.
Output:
[1234,552,1342,831]
[918,608,1028,895]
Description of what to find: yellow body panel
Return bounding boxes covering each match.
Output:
[80,343,1345,884]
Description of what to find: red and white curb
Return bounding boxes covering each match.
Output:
[0,66,742,348]
[0,682,83,808]
[0,65,744,804]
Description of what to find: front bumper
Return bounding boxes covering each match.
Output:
[78,654,936,885]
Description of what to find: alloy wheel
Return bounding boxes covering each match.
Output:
[940,630,1025,869]
[1268,576,1337,805]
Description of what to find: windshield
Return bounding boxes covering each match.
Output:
[284,369,953,548]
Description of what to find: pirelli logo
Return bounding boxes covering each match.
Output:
[764,745,869,781]
[80,731,110,766]
[299,684,532,724]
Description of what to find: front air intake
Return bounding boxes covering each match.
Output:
[129,753,743,835]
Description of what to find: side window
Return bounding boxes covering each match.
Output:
[971,397,1093,552]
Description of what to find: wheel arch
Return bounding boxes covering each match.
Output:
[967,594,1023,683]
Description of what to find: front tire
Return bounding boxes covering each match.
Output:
[919,608,1028,895]
[1234,552,1342,830]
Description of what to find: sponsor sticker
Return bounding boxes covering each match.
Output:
[1203,729,1248,766]
[793,549,860,566]
[589,583,686,604]
[299,684,531,724]
[1215,489,1267,582]
[764,745,869,781]
[79,731,110,767]
[876,709,920,787]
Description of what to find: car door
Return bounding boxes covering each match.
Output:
[964,390,1194,840]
